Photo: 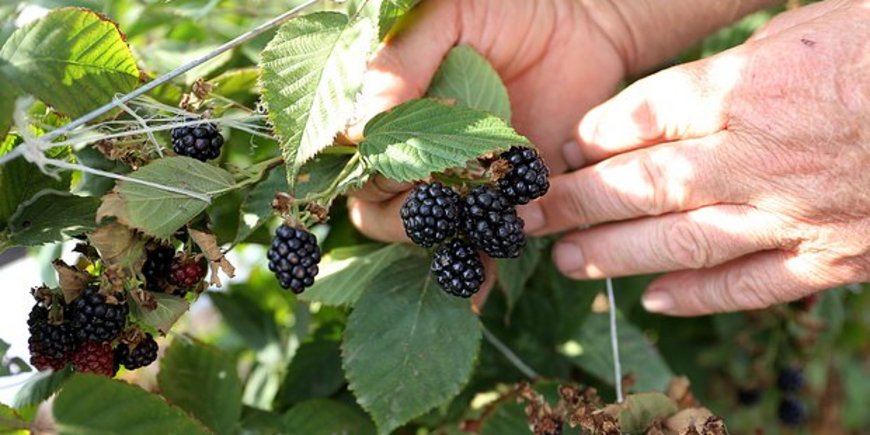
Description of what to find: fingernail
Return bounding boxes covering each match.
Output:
[554,242,585,273]
[518,202,545,233]
[561,140,586,169]
[642,289,675,313]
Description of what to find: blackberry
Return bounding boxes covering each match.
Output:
[400,182,461,248]
[736,388,763,406]
[777,397,806,426]
[462,186,525,258]
[27,304,77,371]
[71,341,115,377]
[171,120,224,161]
[168,257,207,295]
[142,245,175,291]
[431,239,486,298]
[777,367,804,393]
[496,146,550,205]
[267,225,321,294]
[70,286,128,343]
[115,334,159,370]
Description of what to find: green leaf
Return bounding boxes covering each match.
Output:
[235,165,287,244]
[53,374,209,435]
[604,392,678,433]
[378,0,422,40]
[0,403,28,434]
[157,340,243,435]
[565,314,674,392]
[360,99,527,182]
[8,190,99,246]
[260,12,374,184]
[98,156,236,239]
[479,399,532,435]
[343,257,482,434]
[73,147,131,197]
[0,8,139,118]
[300,243,417,306]
[294,152,364,201]
[130,292,189,334]
[209,291,280,350]
[497,237,545,317]
[273,340,344,411]
[427,45,511,122]
[12,366,73,409]
[281,399,375,435]
[0,82,15,139]
[209,68,261,106]
[0,139,71,230]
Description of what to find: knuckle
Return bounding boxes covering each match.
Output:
[631,155,670,216]
[662,220,715,269]
[552,179,593,227]
[722,266,777,311]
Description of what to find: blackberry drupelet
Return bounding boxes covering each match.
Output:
[171,120,224,161]
[431,239,486,298]
[168,257,207,294]
[462,186,525,258]
[115,334,159,370]
[71,341,115,377]
[400,182,462,248]
[777,397,807,426]
[777,367,805,392]
[70,286,128,343]
[496,146,550,205]
[267,225,321,294]
[27,304,78,371]
[142,245,175,291]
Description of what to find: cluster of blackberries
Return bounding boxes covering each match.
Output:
[170,119,224,162]
[401,147,549,298]
[267,224,322,294]
[142,244,208,297]
[776,367,807,426]
[27,287,158,376]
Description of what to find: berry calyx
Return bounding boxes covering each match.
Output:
[27,303,78,371]
[777,396,807,426]
[70,286,129,343]
[142,245,175,292]
[115,334,159,370]
[171,120,224,162]
[462,186,525,258]
[496,146,550,205]
[776,367,805,393]
[431,239,486,298]
[267,225,321,294]
[400,182,462,248]
[168,256,207,294]
[71,341,115,377]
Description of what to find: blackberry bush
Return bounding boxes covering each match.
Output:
[496,146,550,205]
[27,304,78,371]
[462,186,525,258]
[400,182,462,248]
[115,334,159,370]
[431,239,486,298]
[71,341,115,377]
[70,286,129,343]
[170,120,224,161]
[142,245,175,292]
[267,224,321,294]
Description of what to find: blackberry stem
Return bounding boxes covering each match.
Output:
[432,173,490,188]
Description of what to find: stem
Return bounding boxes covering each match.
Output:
[482,325,540,380]
[302,153,363,202]
[321,145,358,155]
[606,277,624,403]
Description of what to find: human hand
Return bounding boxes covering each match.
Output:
[523,0,870,315]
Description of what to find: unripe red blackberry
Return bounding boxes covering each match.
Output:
[171,120,224,161]
[431,239,485,298]
[142,245,175,291]
[115,334,159,370]
[400,182,462,248]
[496,146,550,205]
[27,303,78,371]
[168,256,207,295]
[267,225,321,294]
[71,341,115,377]
[70,286,128,343]
[462,186,525,258]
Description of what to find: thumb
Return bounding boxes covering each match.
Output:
[348,0,461,141]
[569,47,746,165]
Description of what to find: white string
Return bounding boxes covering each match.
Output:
[606,277,624,402]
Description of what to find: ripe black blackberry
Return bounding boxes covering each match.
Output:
[267,225,321,294]
[777,397,806,426]
[71,341,115,377]
[168,257,207,295]
[431,239,485,298]
[27,304,78,371]
[736,388,763,406]
[400,182,462,248]
[496,146,550,205]
[70,286,129,343]
[462,186,525,258]
[171,120,224,161]
[115,334,159,370]
[776,367,804,392]
[142,245,175,291]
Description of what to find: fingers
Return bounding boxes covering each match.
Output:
[566,49,744,165]
[522,133,746,235]
[641,250,842,316]
[551,204,786,279]
[348,194,408,243]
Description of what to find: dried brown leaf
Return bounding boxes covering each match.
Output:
[189,228,235,287]
[52,260,91,303]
